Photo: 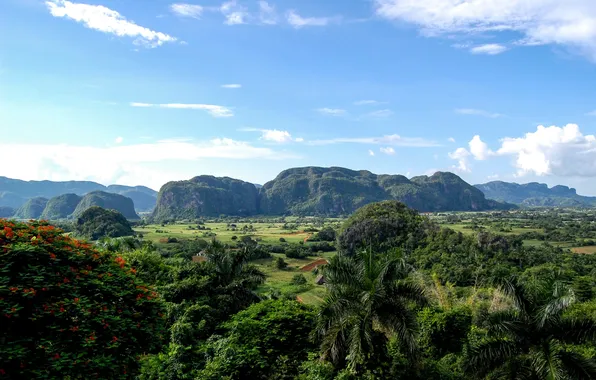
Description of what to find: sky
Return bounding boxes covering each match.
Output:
[3,0,596,194]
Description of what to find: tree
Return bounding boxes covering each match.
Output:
[316,249,427,373]
[337,201,428,255]
[198,299,316,379]
[466,277,596,379]
[0,220,166,379]
[74,206,134,240]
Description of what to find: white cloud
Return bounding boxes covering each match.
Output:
[0,139,296,189]
[220,1,249,25]
[115,136,123,144]
[316,108,346,116]
[374,0,596,60]
[170,3,203,19]
[367,109,393,118]
[130,102,233,117]
[369,149,375,156]
[354,100,385,106]
[455,108,503,118]
[221,83,242,88]
[497,124,596,177]
[260,129,293,143]
[45,0,176,48]
[448,137,456,143]
[295,137,305,143]
[470,43,508,55]
[258,1,277,25]
[487,174,500,180]
[450,124,596,178]
[448,147,471,172]
[287,10,334,28]
[308,134,440,147]
[469,135,493,160]
[380,146,396,155]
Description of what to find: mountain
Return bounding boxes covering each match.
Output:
[40,194,82,220]
[0,207,14,218]
[0,177,157,212]
[154,167,512,220]
[13,197,49,219]
[474,181,596,207]
[72,191,140,219]
[153,176,259,220]
[260,167,510,215]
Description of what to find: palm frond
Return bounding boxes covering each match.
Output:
[466,339,520,377]
[536,288,575,329]
[559,350,596,380]
[551,318,596,344]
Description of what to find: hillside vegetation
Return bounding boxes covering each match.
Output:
[74,206,135,240]
[154,167,512,220]
[39,193,82,220]
[72,191,139,219]
[13,197,49,219]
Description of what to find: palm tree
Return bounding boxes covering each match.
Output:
[315,249,427,372]
[466,277,596,379]
[203,240,266,310]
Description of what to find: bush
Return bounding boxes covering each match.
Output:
[275,257,288,270]
[285,246,310,259]
[0,220,166,379]
[291,274,307,286]
[279,237,286,243]
[231,236,238,240]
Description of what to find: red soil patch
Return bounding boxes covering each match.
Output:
[296,296,304,303]
[300,258,329,272]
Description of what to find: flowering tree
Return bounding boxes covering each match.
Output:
[0,220,166,379]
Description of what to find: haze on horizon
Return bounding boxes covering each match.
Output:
[3,0,596,194]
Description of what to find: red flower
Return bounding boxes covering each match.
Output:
[49,253,56,260]
[63,278,70,283]
[70,326,79,332]
[9,287,18,293]
[59,307,65,313]
[42,288,47,291]
[73,298,79,303]
[53,353,60,360]
[112,336,118,342]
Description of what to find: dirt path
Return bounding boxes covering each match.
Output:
[300,258,329,272]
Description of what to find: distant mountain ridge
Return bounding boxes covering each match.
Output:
[153,166,514,220]
[474,181,596,207]
[0,177,157,212]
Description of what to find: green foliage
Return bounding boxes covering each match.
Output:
[292,273,308,286]
[74,206,134,240]
[198,299,316,379]
[475,181,596,207]
[418,307,473,358]
[0,220,166,378]
[338,200,428,255]
[465,277,596,379]
[317,249,427,372]
[276,257,289,270]
[286,245,311,259]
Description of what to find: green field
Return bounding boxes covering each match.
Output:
[135,221,337,305]
[135,222,317,244]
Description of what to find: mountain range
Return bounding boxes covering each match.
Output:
[152,167,512,220]
[0,177,157,212]
[2,169,595,221]
[474,181,596,207]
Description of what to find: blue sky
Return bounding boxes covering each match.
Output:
[3,0,596,193]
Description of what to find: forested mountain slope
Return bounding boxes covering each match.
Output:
[475,181,596,207]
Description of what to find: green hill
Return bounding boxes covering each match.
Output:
[72,191,139,219]
[153,176,259,220]
[40,193,82,220]
[13,197,49,219]
[74,206,135,240]
[153,167,512,220]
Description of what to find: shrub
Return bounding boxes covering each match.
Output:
[291,274,307,286]
[231,236,238,241]
[74,206,134,240]
[0,220,166,379]
[285,246,310,259]
[275,257,288,270]
[279,237,286,243]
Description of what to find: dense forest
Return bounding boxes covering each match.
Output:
[2,200,595,379]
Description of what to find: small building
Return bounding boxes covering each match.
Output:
[315,275,326,285]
